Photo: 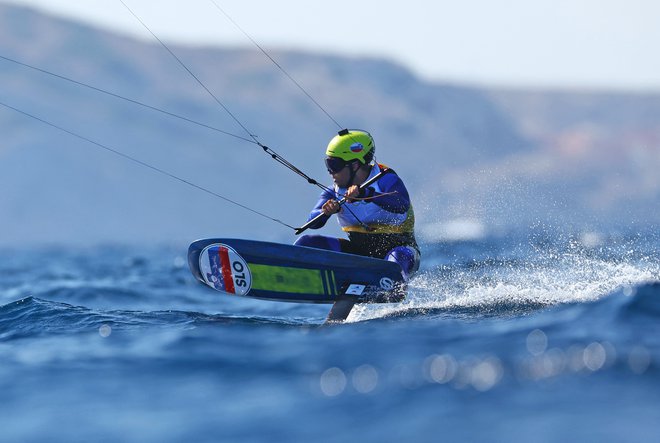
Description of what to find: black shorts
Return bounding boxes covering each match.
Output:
[339,232,419,259]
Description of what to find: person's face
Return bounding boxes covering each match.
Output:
[325,157,358,188]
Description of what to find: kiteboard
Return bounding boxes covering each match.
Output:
[188,238,406,321]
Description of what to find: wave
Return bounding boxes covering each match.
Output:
[615,281,660,319]
[0,296,311,341]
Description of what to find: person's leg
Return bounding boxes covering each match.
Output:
[294,235,342,252]
[384,246,420,281]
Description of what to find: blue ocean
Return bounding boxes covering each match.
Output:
[1,231,659,442]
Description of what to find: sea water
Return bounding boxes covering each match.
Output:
[0,231,659,442]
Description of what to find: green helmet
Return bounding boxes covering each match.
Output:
[325,129,375,165]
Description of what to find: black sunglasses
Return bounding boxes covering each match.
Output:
[325,157,350,174]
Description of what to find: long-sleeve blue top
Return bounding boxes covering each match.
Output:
[305,171,411,230]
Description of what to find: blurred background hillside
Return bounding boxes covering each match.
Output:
[1,4,658,247]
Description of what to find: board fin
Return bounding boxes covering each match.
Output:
[326,297,356,323]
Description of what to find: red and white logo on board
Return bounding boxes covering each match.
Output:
[199,243,251,296]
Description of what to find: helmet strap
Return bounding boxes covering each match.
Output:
[347,161,360,187]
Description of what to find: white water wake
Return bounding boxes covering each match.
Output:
[350,245,660,322]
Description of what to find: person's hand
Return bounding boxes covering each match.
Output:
[345,185,360,202]
[322,199,341,215]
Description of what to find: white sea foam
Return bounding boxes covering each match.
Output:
[349,245,660,322]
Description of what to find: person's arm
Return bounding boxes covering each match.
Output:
[305,188,337,229]
[359,173,410,213]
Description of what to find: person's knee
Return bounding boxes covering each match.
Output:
[385,246,420,280]
[294,235,315,247]
[294,235,341,252]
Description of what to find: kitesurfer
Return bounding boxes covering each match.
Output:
[295,129,420,280]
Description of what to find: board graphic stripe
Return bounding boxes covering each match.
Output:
[327,270,336,296]
[321,269,329,296]
[219,246,236,294]
[323,270,330,296]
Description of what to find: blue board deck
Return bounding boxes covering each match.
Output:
[188,238,406,304]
